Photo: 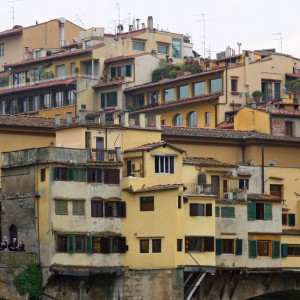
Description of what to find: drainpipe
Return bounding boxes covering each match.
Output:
[240,137,245,164]
[261,144,265,193]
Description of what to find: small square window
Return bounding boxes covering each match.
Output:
[152,239,161,253]
[140,197,154,211]
[140,239,149,253]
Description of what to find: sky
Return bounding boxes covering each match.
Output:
[1,0,300,59]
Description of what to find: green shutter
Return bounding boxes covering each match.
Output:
[248,240,257,258]
[112,91,117,107]
[288,214,296,226]
[79,168,86,182]
[281,244,288,258]
[73,201,85,216]
[101,93,106,108]
[55,200,68,215]
[68,235,75,253]
[111,67,116,78]
[86,235,93,254]
[228,207,235,218]
[216,239,222,255]
[272,240,280,258]
[53,167,57,180]
[247,202,256,220]
[126,65,131,77]
[68,168,74,181]
[235,239,243,256]
[221,207,227,218]
[264,203,272,220]
[215,206,220,217]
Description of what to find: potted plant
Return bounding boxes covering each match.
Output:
[252,90,262,102]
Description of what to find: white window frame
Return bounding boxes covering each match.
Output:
[154,155,175,174]
[133,41,145,52]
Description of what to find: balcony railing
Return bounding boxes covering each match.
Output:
[90,148,118,162]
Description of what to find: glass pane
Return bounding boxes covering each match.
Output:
[179,85,189,99]
[210,78,222,93]
[164,88,175,102]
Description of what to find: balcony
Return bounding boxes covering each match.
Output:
[90,148,120,162]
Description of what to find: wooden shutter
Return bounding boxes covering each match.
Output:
[248,240,257,258]
[189,203,198,216]
[119,237,127,253]
[120,202,126,217]
[206,204,212,216]
[204,237,214,252]
[216,238,222,255]
[247,202,256,220]
[101,93,106,108]
[67,168,74,181]
[272,240,280,258]
[78,168,86,182]
[101,237,110,253]
[281,244,288,258]
[215,206,220,217]
[104,169,110,184]
[264,203,272,220]
[87,168,92,183]
[111,67,116,78]
[110,169,120,184]
[235,239,243,255]
[126,65,131,77]
[112,91,117,107]
[288,214,296,226]
[221,207,227,218]
[68,235,75,253]
[86,235,93,254]
[228,207,235,218]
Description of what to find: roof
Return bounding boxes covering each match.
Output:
[124,68,225,93]
[126,183,182,194]
[104,53,148,64]
[104,28,147,40]
[214,54,242,62]
[3,43,105,68]
[271,109,300,118]
[216,122,234,129]
[93,80,124,90]
[0,27,23,39]
[0,114,55,128]
[123,141,185,153]
[247,193,282,202]
[132,93,221,113]
[0,78,77,96]
[282,229,300,235]
[162,126,300,143]
[183,157,236,168]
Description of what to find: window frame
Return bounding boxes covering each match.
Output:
[55,200,68,215]
[140,196,154,211]
[133,41,145,52]
[72,200,85,216]
[157,44,169,55]
[154,155,175,174]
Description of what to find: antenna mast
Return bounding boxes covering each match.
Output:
[202,13,206,59]
[9,0,20,27]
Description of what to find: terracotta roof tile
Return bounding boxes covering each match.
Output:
[0,114,55,128]
[104,53,148,63]
[124,141,185,153]
[247,193,282,201]
[0,27,23,38]
[0,78,77,96]
[271,109,300,117]
[183,157,236,167]
[127,183,182,194]
[282,229,300,235]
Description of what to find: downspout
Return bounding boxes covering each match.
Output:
[261,144,265,193]
[35,163,41,263]
[240,137,245,164]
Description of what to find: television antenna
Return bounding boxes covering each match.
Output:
[196,13,214,59]
[272,32,289,53]
[9,0,21,27]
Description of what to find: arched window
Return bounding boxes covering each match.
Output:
[9,224,18,242]
[187,111,197,127]
[173,114,183,126]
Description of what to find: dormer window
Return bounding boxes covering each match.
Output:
[154,155,174,174]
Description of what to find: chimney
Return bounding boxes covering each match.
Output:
[136,19,140,30]
[142,23,145,29]
[129,25,133,32]
[57,17,66,47]
[55,114,61,126]
[147,16,153,31]
[155,115,161,130]
[139,114,146,128]
[66,112,73,126]
[79,109,86,124]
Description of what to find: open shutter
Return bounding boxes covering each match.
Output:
[235,239,243,255]
[101,93,106,108]
[264,203,272,220]
[112,91,117,107]
[126,65,131,77]
[216,239,222,255]
[53,167,57,180]
[272,240,280,258]
[288,214,296,226]
[104,169,110,184]
[111,67,116,78]
[101,237,110,253]
[120,202,126,217]
[204,237,214,252]
[189,203,198,216]
[206,204,212,216]
[119,237,127,253]
[68,235,75,253]
[247,202,256,220]
[248,240,257,258]
[281,244,288,258]
[86,235,93,254]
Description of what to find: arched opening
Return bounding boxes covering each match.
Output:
[173,114,183,126]
[187,111,198,127]
[9,224,18,242]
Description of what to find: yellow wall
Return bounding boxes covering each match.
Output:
[281,235,300,268]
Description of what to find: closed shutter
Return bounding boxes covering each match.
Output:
[67,168,74,181]
[228,207,235,218]
[248,240,257,258]
[247,202,256,220]
[86,235,93,254]
[126,65,131,77]
[120,202,126,217]
[68,235,75,253]
[272,240,280,258]
[215,206,220,217]
[53,167,57,180]
[119,237,127,253]
[204,237,214,252]
[206,203,212,216]
[288,214,296,226]
[104,169,110,184]
[112,91,117,107]
[190,203,198,216]
[101,237,110,253]
[104,202,110,217]
[78,168,86,182]
[87,168,92,183]
[109,169,120,184]
[101,93,106,108]
[221,207,227,218]
[235,239,243,255]
[111,67,116,78]
[264,203,272,220]
[216,238,222,255]
[281,244,288,258]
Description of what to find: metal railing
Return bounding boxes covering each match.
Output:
[90,148,117,162]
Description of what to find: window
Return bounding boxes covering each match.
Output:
[87,168,103,183]
[147,91,160,104]
[231,79,238,92]
[133,41,145,51]
[140,239,149,253]
[55,91,64,107]
[67,90,76,105]
[91,200,103,217]
[140,197,154,211]
[56,65,66,78]
[154,156,174,174]
[53,167,68,181]
[210,78,222,93]
[282,213,295,226]
[257,240,270,256]
[55,200,68,215]
[185,236,214,252]
[0,43,4,56]
[133,94,145,107]
[221,207,235,218]
[105,201,126,217]
[32,95,40,111]
[216,239,242,255]
[247,202,272,220]
[177,239,183,252]
[70,62,76,75]
[215,206,220,217]
[43,93,52,109]
[157,44,169,55]
[72,168,86,182]
[40,168,46,182]
[152,239,161,253]
[57,235,68,252]
[74,236,86,253]
[285,121,294,136]
[13,73,22,86]
[287,245,300,256]
[101,91,117,108]
[249,240,280,258]
[103,169,120,184]
[270,184,282,197]
[204,112,210,125]
[178,196,182,209]
[164,88,175,102]
[178,85,189,99]
[194,81,206,96]
[189,203,212,216]
[239,179,249,189]
[72,200,85,216]
[172,38,182,58]
[187,111,197,127]
[111,65,131,78]
[173,114,183,126]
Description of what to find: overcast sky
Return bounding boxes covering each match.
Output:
[1,0,300,59]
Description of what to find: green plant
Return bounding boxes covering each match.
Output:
[15,263,43,300]
[252,90,262,98]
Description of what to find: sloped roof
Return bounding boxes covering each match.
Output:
[247,193,282,202]
[183,157,236,168]
[104,53,148,63]
[0,27,23,38]
[104,28,147,40]
[93,80,124,90]
[0,114,55,128]
[271,109,300,117]
[123,141,185,153]
[126,183,182,194]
